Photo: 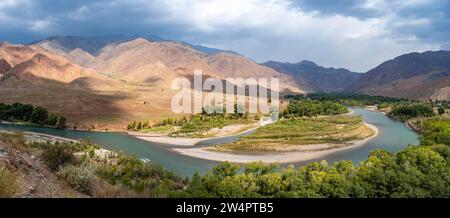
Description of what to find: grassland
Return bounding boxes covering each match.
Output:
[210,115,375,152]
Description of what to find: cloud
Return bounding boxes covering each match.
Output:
[0,0,448,71]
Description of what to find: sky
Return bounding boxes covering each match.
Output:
[0,0,449,72]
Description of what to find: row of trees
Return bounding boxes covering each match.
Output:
[0,102,66,128]
[285,93,410,107]
[127,117,189,130]
[388,104,435,121]
[127,104,250,131]
[282,100,349,117]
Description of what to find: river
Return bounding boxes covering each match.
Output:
[0,108,419,177]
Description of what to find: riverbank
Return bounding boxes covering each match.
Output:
[0,130,114,159]
[172,123,379,163]
[0,129,77,144]
[130,118,275,146]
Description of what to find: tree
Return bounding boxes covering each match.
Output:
[30,106,48,125]
[212,162,240,180]
[438,107,445,116]
[45,114,58,126]
[21,104,34,121]
[143,121,149,129]
[127,121,136,130]
[56,116,66,128]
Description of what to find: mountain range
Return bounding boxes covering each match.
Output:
[0,36,301,129]
[346,51,450,100]
[262,60,361,92]
[0,34,449,129]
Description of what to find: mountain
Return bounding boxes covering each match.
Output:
[0,42,95,84]
[263,60,361,92]
[0,58,11,75]
[0,41,38,66]
[0,37,303,130]
[31,35,240,58]
[347,50,450,100]
[30,35,143,55]
[36,37,299,92]
[0,42,134,128]
[183,42,240,56]
[88,38,211,86]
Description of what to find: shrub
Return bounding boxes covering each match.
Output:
[41,143,75,171]
[0,132,26,150]
[0,165,23,197]
[57,164,95,193]
[89,177,141,198]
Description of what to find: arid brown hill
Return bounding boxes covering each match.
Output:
[0,58,11,75]
[263,60,361,92]
[347,51,450,100]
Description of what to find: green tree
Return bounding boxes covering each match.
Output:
[438,107,445,116]
[30,106,48,125]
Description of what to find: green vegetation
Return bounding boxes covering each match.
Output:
[388,104,435,121]
[212,115,374,152]
[57,163,96,193]
[127,108,257,137]
[40,142,78,171]
[286,93,410,107]
[15,135,187,197]
[0,165,23,197]
[1,116,449,198]
[96,155,187,196]
[282,100,348,117]
[185,145,450,197]
[175,114,252,137]
[438,107,446,116]
[212,99,372,151]
[285,93,443,121]
[415,118,450,146]
[0,102,66,128]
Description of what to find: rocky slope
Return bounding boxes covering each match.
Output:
[0,37,303,129]
[0,58,11,75]
[32,35,239,57]
[347,51,450,100]
[35,37,302,92]
[263,60,361,92]
[0,131,87,198]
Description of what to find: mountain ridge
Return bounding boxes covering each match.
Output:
[31,35,241,57]
[262,60,362,92]
[347,50,450,100]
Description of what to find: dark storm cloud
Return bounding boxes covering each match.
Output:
[0,0,449,71]
[291,0,379,18]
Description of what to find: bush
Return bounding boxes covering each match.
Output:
[41,143,75,171]
[89,177,141,198]
[57,164,95,193]
[0,165,23,197]
[0,132,27,150]
[96,155,186,194]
